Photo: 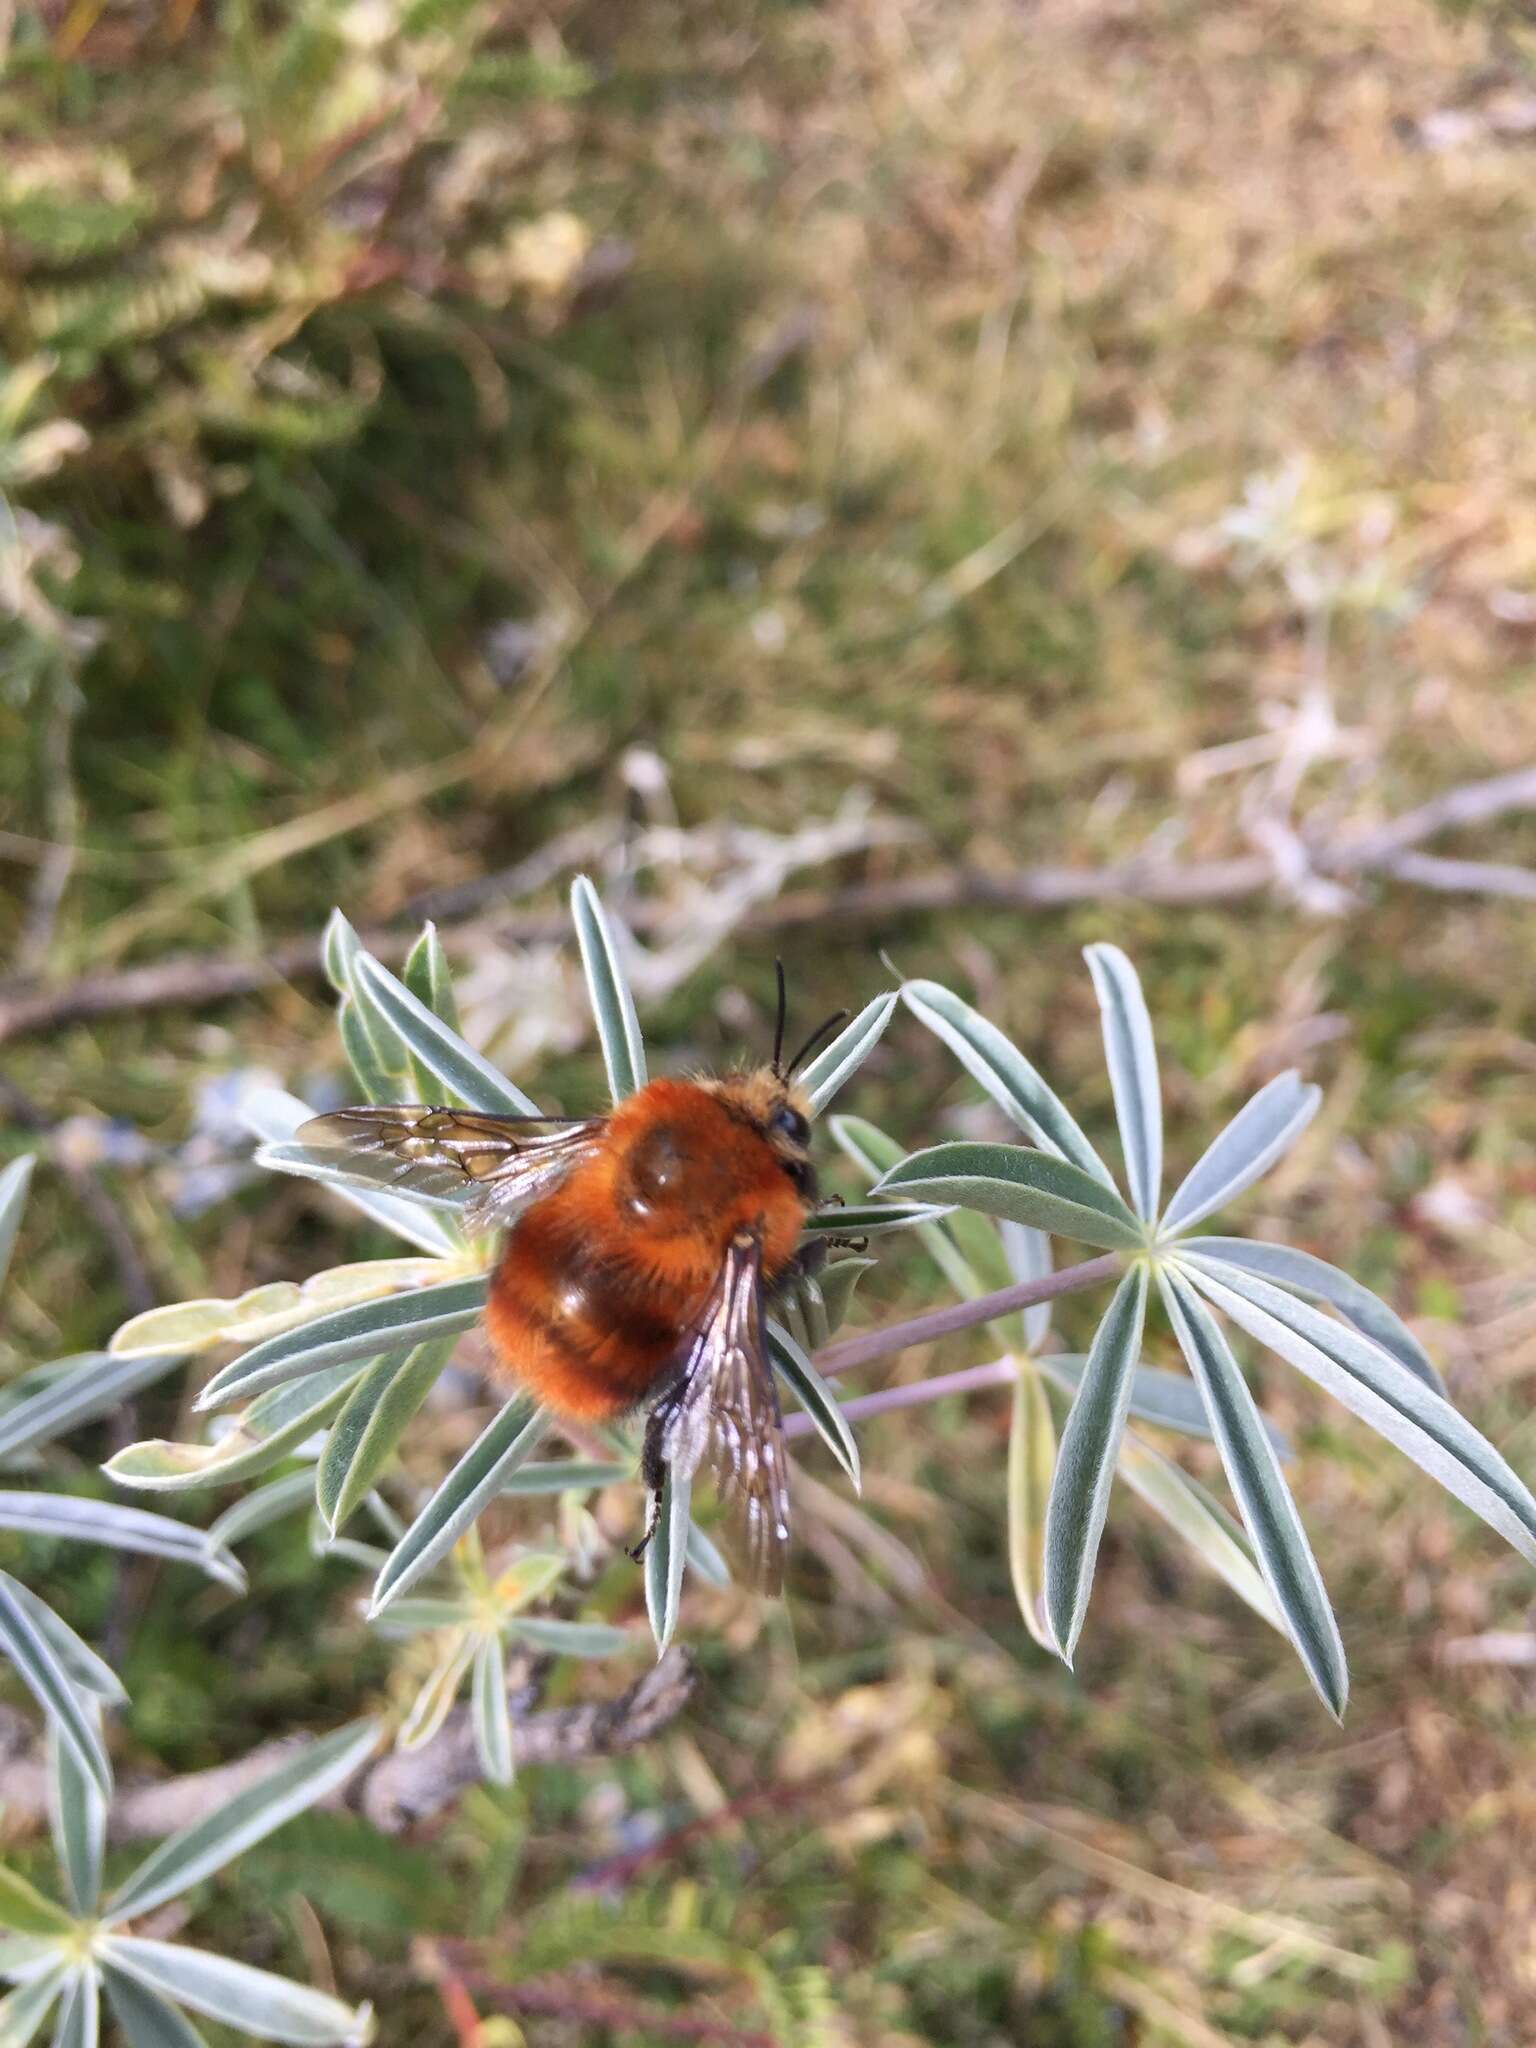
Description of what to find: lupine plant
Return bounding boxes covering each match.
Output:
[3,880,1533,1895]
[0,1718,378,2045]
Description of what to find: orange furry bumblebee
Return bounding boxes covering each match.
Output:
[296,976,852,1588]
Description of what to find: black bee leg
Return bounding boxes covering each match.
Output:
[822,1232,869,1255]
[627,1408,670,1564]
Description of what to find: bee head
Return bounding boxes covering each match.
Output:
[704,1069,818,1200]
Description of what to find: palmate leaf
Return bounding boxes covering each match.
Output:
[873,1143,1144,1251]
[99,1940,372,2047]
[195,1277,487,1413]
[1033,1354,1291,1459]
[571,875,647,1104]
[1084,945,1162,1224]
[49,1714,106,1917]
[1184,1237,1442,1392]
[900,979,1114,1189]
[1159,1072,1321,1238]
[0,1574,114,1795]
[1159,1269,1345,1716]
[103,1720,379,1925]
[1179,1256,1536,1566]
[1042,1263,1150,1663]
[367,1399,552,1617]
[354,952,539,1117]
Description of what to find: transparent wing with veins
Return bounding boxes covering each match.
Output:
[294,1105,603,1230]
[653,1229,792,1592]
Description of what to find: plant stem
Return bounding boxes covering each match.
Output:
[811,1250,1122,1383]
[784,1355,1018,1438]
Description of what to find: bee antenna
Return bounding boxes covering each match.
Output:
[771,958,789,1078]
[786,1008,849,1078]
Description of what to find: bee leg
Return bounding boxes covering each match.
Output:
[821,1232,869,1256]
[627,1408,670,1565]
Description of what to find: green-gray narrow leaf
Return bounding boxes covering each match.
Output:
[337,999,397,1107]
[47,1970,96,2048]
[254,1144,467,1243]
[100,1939,373,2047]
[50,1712,104,1915]
[0,1495,245,1594]
[900,980,1114,1188]
[497,1459,630,1497]
[202,1471,316,1554]
[0,1580,122,1704]
[998,1220,1055,1351]
[798,994,898,1115]
[505,1617,634,1657]
[471,1635,515,1786]
[683,1515,730,1590]
[323,913,410,1093]
[800,1200,954,1238]
[1114,1433,1284,1631]
[0,1862,73,1937]
[1180,1257,1536,1566]
[403,924,460,1032]
[103,1970,210,2048]
[0,1156,36,1301]
[1084,944,1162,1223]
[570,876,647,1103]
[817,1258,875,1335]
[874,1143,1144,1251]
[195,1278,487,1413]
[0,1573,112,1795]
[1034,1355,1292,1460]
[367,1400,552,1617]
[767,1326,860,1492]
[1042,1262,1150,1662]
[354,953,538,1116]
[103,1720,379,1926]
[644,1472,690,1654]
[316,1339,454,1533]
[1159,1269,1346,1717]
[106,1363,365,1494]
[0,1352,187,1465]
[1007,1360,1057,1652]
[0,1965,69,2048]
[1159,1073,1321,1237]
[1185,1237,1442,1392]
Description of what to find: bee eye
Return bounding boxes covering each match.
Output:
[770,1105,810,1147]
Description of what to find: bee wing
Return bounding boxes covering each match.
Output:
[294,1106,603,1230]
[657,1230,791,1593]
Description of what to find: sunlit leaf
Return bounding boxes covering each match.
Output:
[1184,1236,1442,1392]
[1159,1073,1320,1238]
[106,1364,364,1494]
[874,1143,1144,1251]
[1007,1359,1057,1652]
[315,1339,454,1533]
[195,1277,486,1413]
[1159,1268,1345,1716]
[0,1573,112,1795]
[113,1262,448,1363]
[240,1090,454,1254]
[1084,945,1162,1223]
[798,993,897,1115]
[103,1721,379,1925]
[100,1938,373,2047]
[570,876,647,1103]
[766,1325,860,1492]
[367,1400,552,1617]
[355,952,539,1116]
[0,1495,244,1594]
[1042,1262,1150,1663]
[900,980,1114,1188]
[471,1634,515,1785]
[644,1472,690,1654]
[1180,1256,1536,1566]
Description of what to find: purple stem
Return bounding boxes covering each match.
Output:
[810,1249,1122,1383]
[784,1356,1017,1439]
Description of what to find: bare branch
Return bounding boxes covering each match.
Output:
[0,1650,698,1841]
[1,763,1532,1044]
